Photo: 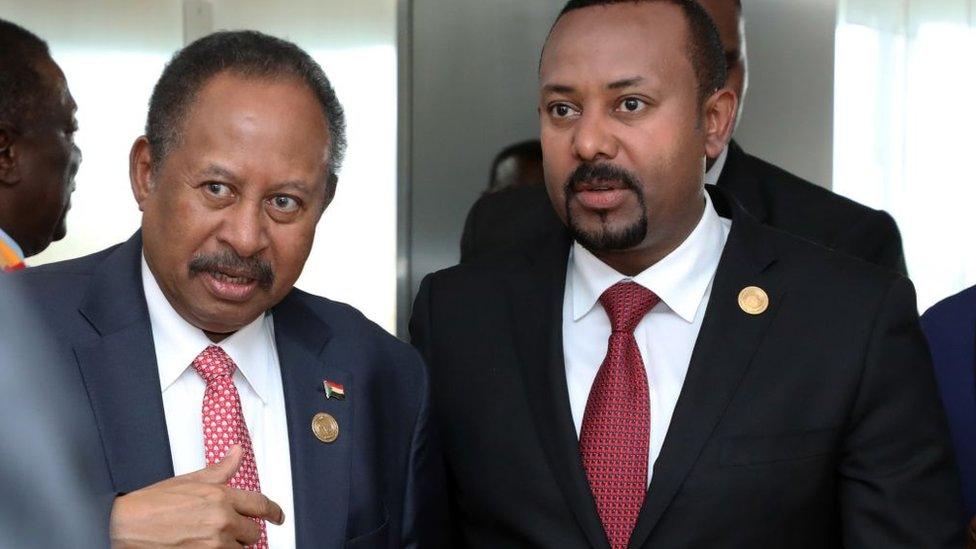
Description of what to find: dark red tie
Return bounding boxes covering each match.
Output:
[579,281,660,549]
[192,345,268,549]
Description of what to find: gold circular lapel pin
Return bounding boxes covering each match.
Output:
[312,412,339,443]
[738,286,769,315]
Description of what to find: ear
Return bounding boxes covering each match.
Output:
[702,87,738,160]
[0,124,21,186]
[129,136,154,211]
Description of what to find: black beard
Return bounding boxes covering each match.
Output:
[563,163,648,251]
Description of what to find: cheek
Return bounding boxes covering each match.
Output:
[269,223,317,279]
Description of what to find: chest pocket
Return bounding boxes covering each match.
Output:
[345,503,390,549]
[720,428,839,467]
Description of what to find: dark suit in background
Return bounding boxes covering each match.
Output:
[460,141,907,275]
[416,187,962,547]
[922,285,976,518]
[9,232,445,548]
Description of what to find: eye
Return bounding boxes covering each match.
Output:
[616,97,649,114]
[204,182,232,198]
[269,195,300,213]
[548,103,579,119]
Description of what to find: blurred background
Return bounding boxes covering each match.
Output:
[2,0,974,336]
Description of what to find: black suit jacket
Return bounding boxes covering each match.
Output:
[4,232,446,548]
[414,187,962,547]
[459,141,907,275]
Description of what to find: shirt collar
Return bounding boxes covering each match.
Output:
[703,145,730,187]
[0,226,25,263]
[570,191,728,323]
[141,254,274,403]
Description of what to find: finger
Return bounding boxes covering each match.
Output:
[229,489,285,525]
[231,515,262,545]
[182,445,243,484]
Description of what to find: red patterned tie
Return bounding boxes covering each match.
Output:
[579,281,660,549]
[192,345,268,549]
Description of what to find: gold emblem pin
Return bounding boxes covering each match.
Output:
[738,286,769,315]
[312,412,339,444]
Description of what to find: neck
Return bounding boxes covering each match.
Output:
[204,330,233,343]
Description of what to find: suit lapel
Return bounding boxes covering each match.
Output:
[629,188,784,547]
[506,230,611,549]
[75,232,175,493]
[273,293,352,547]
[716,140,769,223]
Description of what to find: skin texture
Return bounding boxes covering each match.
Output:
[0,56,80,257]
[116,70,334,546]
[129,71,335,341]
[539,2,735,276]
[697,0,748,123]
[110,446,285,548]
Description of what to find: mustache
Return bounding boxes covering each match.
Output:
[563,163,642,194]
[188,249,275,289]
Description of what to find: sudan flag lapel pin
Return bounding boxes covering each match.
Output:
[323,379,346,400]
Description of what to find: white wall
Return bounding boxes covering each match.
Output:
[736,0,839,188]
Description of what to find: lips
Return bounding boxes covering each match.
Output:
[572,179,633,210]
[200,269,260,302]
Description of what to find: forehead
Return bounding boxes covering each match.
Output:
[178,71,331,165]
[33,57,77,117]
[540,3,692,89]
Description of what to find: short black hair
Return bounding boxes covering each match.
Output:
[551,0,726,104]
[146,30,346,177]
[490,139,542,179]
[0,19,54,131]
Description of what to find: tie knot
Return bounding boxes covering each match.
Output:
[192,345,237,383]
[599,281,659,333]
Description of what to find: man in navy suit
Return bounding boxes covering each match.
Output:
[922,287,976,543]
[5,30,443,548]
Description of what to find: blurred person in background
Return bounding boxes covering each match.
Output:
[460,139,562,262]
[9,30,444,548]
[458,0,907,275]
[0,19,81,272]
[0,277,107,548]
[696,0,906,274]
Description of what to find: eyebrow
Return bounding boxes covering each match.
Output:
[542,76,646,95]
[200,164,312,193]
[201,164,236,180]
[607,76,645,90]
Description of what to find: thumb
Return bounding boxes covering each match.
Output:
[184,445,243,484]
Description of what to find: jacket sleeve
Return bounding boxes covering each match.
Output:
[399,348,450,549]
[838,276,965,546]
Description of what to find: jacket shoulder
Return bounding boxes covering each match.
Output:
[922,285,976,331]
[288,289,426,372]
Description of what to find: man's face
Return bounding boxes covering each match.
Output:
[132,71,333,337]
[539,3,731,260]
[698,0,748,121]
[3,58,79,257]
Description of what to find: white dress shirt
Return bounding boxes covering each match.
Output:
[563,192,730,485]
[142,256,295,548]
[704,145,729,188]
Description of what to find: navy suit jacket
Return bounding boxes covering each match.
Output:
[5,232,446,548]
[922,286,976,517]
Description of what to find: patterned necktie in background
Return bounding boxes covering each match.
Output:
[579,281,660,549]
[192,345,268,549]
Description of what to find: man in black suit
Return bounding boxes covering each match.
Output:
[459,0,906,276]
[412,1,961,547]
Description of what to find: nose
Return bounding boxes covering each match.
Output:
[572,111,619,163]
[217,202,271,260]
